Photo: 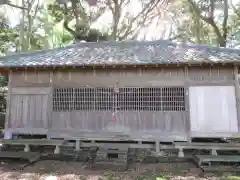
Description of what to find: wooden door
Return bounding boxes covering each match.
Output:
[9,87,50,132]
[189,86,238,134]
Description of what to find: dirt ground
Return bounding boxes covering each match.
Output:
[0,160,239,180]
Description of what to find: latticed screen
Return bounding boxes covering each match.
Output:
[52,87,185,111]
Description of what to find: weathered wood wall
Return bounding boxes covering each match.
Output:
[10,66,235,87]
[5,65,239,140]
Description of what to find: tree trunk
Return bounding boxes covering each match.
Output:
[20,0,26,51]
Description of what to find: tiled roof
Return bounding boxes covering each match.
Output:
[0,40,240,68]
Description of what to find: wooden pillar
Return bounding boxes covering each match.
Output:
[4,71,12,139]
[234,66,240,132]
[184,66,191,142]
[47,71,53,138]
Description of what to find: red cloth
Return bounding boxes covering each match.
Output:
[112,113,115,121]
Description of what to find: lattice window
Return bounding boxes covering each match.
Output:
[52,87,185,112]
[53,88,113,111]
[117,87,185,111]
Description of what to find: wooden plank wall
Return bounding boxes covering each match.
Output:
[9,94,48,129]
[6,66,237,138]
[10,66,235,88]
[51,111,187,133]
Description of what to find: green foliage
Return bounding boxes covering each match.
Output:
[47,2,67,23]
[229,3,240,42]
[169,0,240,47]
[0,86,7,115]
[0,76,7,120]
[0,12,18,55]
[47,0,111,42]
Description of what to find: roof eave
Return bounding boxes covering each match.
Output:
[0,61,237,73]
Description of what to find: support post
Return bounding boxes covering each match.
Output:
[4,71,12,139]
[54,145,60,154]
[211,149,218,156]
[24,144,30,152]
[155,141,164,156]
[75,140,80,151]
[184,66,192,142]
[155,141,160,153]
[234,66,240,132]
[178,148,184,157]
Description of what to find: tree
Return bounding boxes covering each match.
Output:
[165,0,216,44]
[185,0,229,47]
[48,0,111,42]
[228,0,240,47]
[48,0,170,41]
[0,0,42,51]
[0,11,18,55]
[164,0,235,47]
[0,0,74,51]
[33,5,74,49]
[0,0,27,9]
[106,0,169,40]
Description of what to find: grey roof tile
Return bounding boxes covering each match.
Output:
[0,40,240,68]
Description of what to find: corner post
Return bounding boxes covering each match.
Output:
[234,66,240,132]
[4,70,12,139]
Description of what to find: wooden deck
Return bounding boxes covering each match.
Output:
[174,142,240,150]
[47,130,188,142]
[0,139,65,146]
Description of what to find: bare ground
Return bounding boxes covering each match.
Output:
[0,160,239,180]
